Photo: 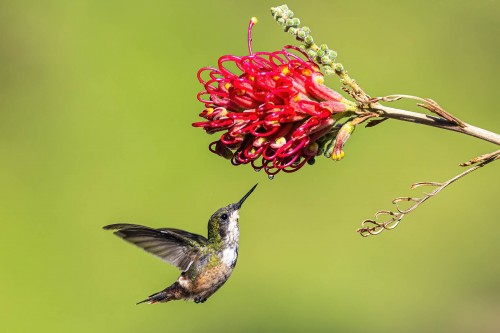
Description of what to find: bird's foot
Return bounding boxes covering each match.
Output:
[193,296,207,304]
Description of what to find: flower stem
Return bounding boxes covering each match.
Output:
[372,104,500,146]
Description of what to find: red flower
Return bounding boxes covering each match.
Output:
[193,18,352,177]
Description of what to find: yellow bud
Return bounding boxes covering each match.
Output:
[301,69,312,76]
[275,137,286,145]
[331,150,345,161]
[253,137,267,147]
[314,75,324,85]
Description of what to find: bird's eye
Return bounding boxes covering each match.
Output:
[221,213,228,221]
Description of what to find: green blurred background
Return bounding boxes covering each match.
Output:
[1,0,499,332]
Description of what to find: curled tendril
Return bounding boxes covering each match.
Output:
[357,150,500,237]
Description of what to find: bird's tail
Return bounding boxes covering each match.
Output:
[137,291,171,305]
[136,283,183,305]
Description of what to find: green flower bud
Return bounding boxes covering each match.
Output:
[324,66,335,76]
[307,49,317,58]
[297,30,307,39]
[321,55,331,64]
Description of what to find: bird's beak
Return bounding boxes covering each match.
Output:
[235,184,258,209]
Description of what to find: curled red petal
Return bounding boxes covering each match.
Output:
[306,72,343,101]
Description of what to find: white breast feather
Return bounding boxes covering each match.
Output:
[221,210,240,266]
[221,246,238,266]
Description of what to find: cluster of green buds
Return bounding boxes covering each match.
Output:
[271,4,367,100]
[271,5,338,76]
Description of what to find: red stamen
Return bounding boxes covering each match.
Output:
[247,17,258,55]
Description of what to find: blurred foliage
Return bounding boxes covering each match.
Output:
[0,0,499,332]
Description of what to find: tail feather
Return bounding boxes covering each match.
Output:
[136,282,184,305]
[137,291,172,305]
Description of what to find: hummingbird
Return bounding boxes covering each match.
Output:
[103,184,257,304]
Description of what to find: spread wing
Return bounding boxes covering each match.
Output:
[103,223,208,272]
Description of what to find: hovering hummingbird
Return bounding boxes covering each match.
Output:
[103,184,257,304]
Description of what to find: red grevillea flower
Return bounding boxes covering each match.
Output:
[193,18,354,177]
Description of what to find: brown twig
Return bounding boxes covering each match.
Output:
[460,150,500,166]
[357,151,500,237]
[370,104,500,146]
[369,95,466,127]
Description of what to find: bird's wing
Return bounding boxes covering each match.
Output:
[103,223,208,272]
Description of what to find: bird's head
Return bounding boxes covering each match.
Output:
[208,184,257,243]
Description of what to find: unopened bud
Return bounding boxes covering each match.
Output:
[331,122,355,161]
[304,35,314,45]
